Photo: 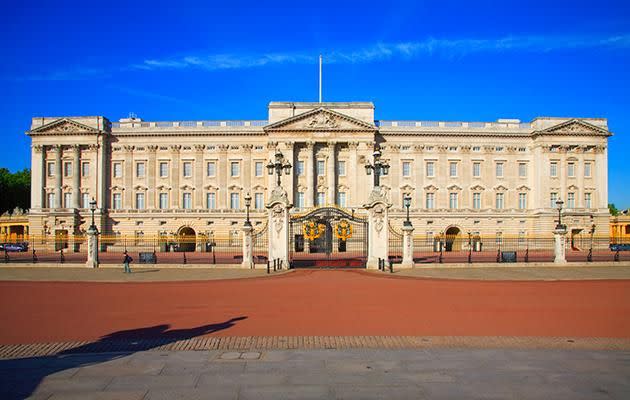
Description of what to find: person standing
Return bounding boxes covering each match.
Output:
[123,251,133,273]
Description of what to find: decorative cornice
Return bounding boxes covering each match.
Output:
[29,118,101,136]
[533,119,611,137]
[264,107,376,132]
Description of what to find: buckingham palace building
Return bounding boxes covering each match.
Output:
[27,101,611,248]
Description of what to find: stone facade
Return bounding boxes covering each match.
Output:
[26,102,611,249]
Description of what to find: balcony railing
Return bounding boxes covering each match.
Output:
[111,120,268,129]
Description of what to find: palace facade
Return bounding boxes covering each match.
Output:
[27,101,611,248]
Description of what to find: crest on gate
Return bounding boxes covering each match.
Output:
[335,220,353,241]
[303,220,325,241]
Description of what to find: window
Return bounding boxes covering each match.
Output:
[296,192,305,209]
[550,192,558,208]
[550,162,558,177]
[316,192,325,206]
[206,193,215,209]
[183,162,192,177]
[112,193,122,210]
[230,162,240,177]
[113,163,122,178]
[518,193,527,209]
[136,162,145,178]
[449,162,457,177]
[230,193,239,209]
[473,162,481,177]
[207,162,216,177]
[496,193,504,209]
[584,162,592,177]
[337,192,346,207]
[255,162,263,177]
[63,193,72,208]
[567,162,575,177]
[160,193,169,209]
[518,163,527,177]
[255,193,264,210]
[47,162,55,177]
[183,193,192,209]
[159,162,168,178]
[425,193,434,209]
[426,162,435,177]
[317,160,325,176]
[402,162,411,177]
[426,232,434,245]
[449,193,458,209]
[81,162,89,177]
[63,162,72,177]
[47,193,55,208]
[82,193,90,209]
[473,193,481,209]
[135,193,145,210]
[495,162,504,178]
[296,161,305,176]
[337,161,346,176]
[567,192,575,208]
[584,193,592,208]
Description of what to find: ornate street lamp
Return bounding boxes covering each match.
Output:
[267,150,292,187]
[588,216,596,262]
[244,192,252,227]
[468,231,472,263]
[364,145,390,188]
[555,199,565,230]
[89,198,97,231]
[403,195,412,227]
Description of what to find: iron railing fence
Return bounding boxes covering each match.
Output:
[252,222,269,264]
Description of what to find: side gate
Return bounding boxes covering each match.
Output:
[289,207,368,268]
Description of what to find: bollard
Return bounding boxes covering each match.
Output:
[60,249,65,264]
[496,249,501,263]
[615,250,620,262]
[389,260,393,273]
[468,250,472,264]
[587,249,593,262]
[183,252,187,265]
[273,259,277,272]
[267,260,270,274]
[212,249,216,264]
[4,249,8,263]
[32,248,38,263]
[153,250,157,264]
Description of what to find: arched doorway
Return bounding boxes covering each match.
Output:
[177,227,196,252]
[445,226,462,252]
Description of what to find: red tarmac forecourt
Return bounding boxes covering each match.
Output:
[1,270,629,344]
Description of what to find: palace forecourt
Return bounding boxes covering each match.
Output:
[24,101,612,266]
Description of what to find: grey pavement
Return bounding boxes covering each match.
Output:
[1,348,629,399]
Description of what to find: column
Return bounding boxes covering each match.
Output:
[53,145,62,209]
[389,145,400,208]
[123,145,134,209]
[284,142,295,203]
[170,145,181,208]
[326,142,336,205]
[217,145,228,209]
[96,141,107,236]
[147,145,158,209]
[194,145,205,208]
[31,145,45,209]
[401,224,414,268]
[72,145,81,208]
[348,142,359,207]
[305,141,315,207]
[242,144,252,193]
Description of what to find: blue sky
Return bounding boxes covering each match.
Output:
[1,0,629,208]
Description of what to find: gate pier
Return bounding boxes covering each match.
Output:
[364,188,392,269]
[266,186,292,268]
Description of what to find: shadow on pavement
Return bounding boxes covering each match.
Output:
[0,316,247,399]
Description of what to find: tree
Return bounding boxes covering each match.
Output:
[608,203,620,216]
[0,168,31,214]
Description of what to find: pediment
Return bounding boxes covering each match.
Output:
[264,108,376,132]
[400,184,415,191]
[535,119,611,137]
[157,185,172,191]
[568,184,579,190]
[227,184,242,191]
[180,184,195,190]
[133,185,148,191]
[29,118,99,135]
[423,185,438,192]
[470,184,485,191]
[251,184,266,191]
[494,185,509,191]
[447,184,462,191]
[516,185,531,191]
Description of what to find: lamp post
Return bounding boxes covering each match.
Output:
[588,216,596,262]
[403,195,412,227]
[468,231,472,263]
[555,199,565,230]
[244,192,252,227]
[89,198,97,231]
[267,149,292,187]
[364,145,390,188]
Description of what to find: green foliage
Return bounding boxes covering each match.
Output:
[608,203,620,216]
[0,168,30,214]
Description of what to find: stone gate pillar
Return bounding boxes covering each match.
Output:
[401,224,414,268]
[267,186,292,269]
[364,188,391,269]
[85,225,99,268]
[554,226,567,264]
[241,224,254,269]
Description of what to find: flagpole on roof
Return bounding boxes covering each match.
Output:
[319,54,322,103]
